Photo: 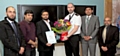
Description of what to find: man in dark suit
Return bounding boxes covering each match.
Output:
[0,6,26,56]
[98,17,119,56]
[36,10,54,56]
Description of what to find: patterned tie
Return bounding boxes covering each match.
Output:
[86,17,89,33]
[11,22,20,46]
[102,26,107,43]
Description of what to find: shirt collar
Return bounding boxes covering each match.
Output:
[7,18,14,24]
[43,19,50,23]
[86,15,92,18]
[86,15,92,19]
[69,12,75,16]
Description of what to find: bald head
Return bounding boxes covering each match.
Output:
[6,6,16,21]
[104,17,112,26]
[67,3,75,14]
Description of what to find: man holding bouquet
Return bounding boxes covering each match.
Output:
[64,3,82,56]
[36,10,54,56]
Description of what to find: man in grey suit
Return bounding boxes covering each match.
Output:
[80,7,100,56]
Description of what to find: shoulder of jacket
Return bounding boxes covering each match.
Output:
[36,20,42,24]
[75,13,80,16]
[92,15,98,18]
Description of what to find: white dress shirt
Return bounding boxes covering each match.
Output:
[43,20,51,31]
[86,15,92,21]
[64,12,82,35]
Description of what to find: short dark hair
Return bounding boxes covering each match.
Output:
[67,3,75,7]
[24,10,33,15]
[85,7,93,10]
[6,6,15,12]
[41,10,49,15]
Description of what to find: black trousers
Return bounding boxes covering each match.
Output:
[64,35,80,56]
[101,51,115,56]
[25,48,36,56]
[39,50,53,56]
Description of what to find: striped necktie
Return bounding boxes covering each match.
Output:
[86,17,89,33]
[11,22,20,46]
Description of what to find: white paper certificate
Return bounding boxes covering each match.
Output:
[45,31,57,44]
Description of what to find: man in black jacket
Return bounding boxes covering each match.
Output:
[98,17,119,56]
[0,6,26,56]
[36,10,54,56]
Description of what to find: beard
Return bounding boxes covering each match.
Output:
[44,19,48,20]
[69,11,74,14]
[43,18,48,20]
[7,16,16,21]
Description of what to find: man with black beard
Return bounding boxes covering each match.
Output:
[36,10,54,56]
[0,6,26,56]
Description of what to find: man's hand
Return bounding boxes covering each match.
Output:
[101,46,108,52]
[86,36,91,40]
[31,42,37,48]
[28,40,35,44]
[83,36,91,41]
[62,36,68,41]
[46,43,52,47]
[19,47,25,55]
[54,33,56,36]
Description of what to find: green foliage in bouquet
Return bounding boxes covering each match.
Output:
[52,19,71,34]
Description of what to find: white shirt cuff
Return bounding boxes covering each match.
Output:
[90,36,92,39]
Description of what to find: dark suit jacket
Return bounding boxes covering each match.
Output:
[0,18,26,56]
[97,25,119,54]
[36,20,54,52]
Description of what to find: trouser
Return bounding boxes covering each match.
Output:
[25,48,36,56]
[64,35,80,56]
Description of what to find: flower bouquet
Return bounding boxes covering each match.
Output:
[52,19,71,41]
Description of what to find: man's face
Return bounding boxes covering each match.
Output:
[24,13,33,22]
[6,7,16,20]
[85,8,93,15]
[41,12,49,20]
[104,17,112,26]
[67,4,75,13]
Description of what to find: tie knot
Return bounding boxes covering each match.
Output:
[11,21,14,24]
[105,26,108,29]
[69,15,71,17]
[87,17,89,19]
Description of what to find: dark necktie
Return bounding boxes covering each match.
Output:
[69,15,72,21]
[69,13,75,21]
[11,22,20,46]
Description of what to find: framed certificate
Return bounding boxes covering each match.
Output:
[45,31,57,44]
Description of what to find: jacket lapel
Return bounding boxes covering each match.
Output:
[83,16,86,34]
[42,20,50,31]
[87,15,94,28]
[3,20,15,32]
[105,25,112,43]
[85,15,94,34]
[3,18,19,35]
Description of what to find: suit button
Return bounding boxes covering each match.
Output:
[8,49,10,50]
